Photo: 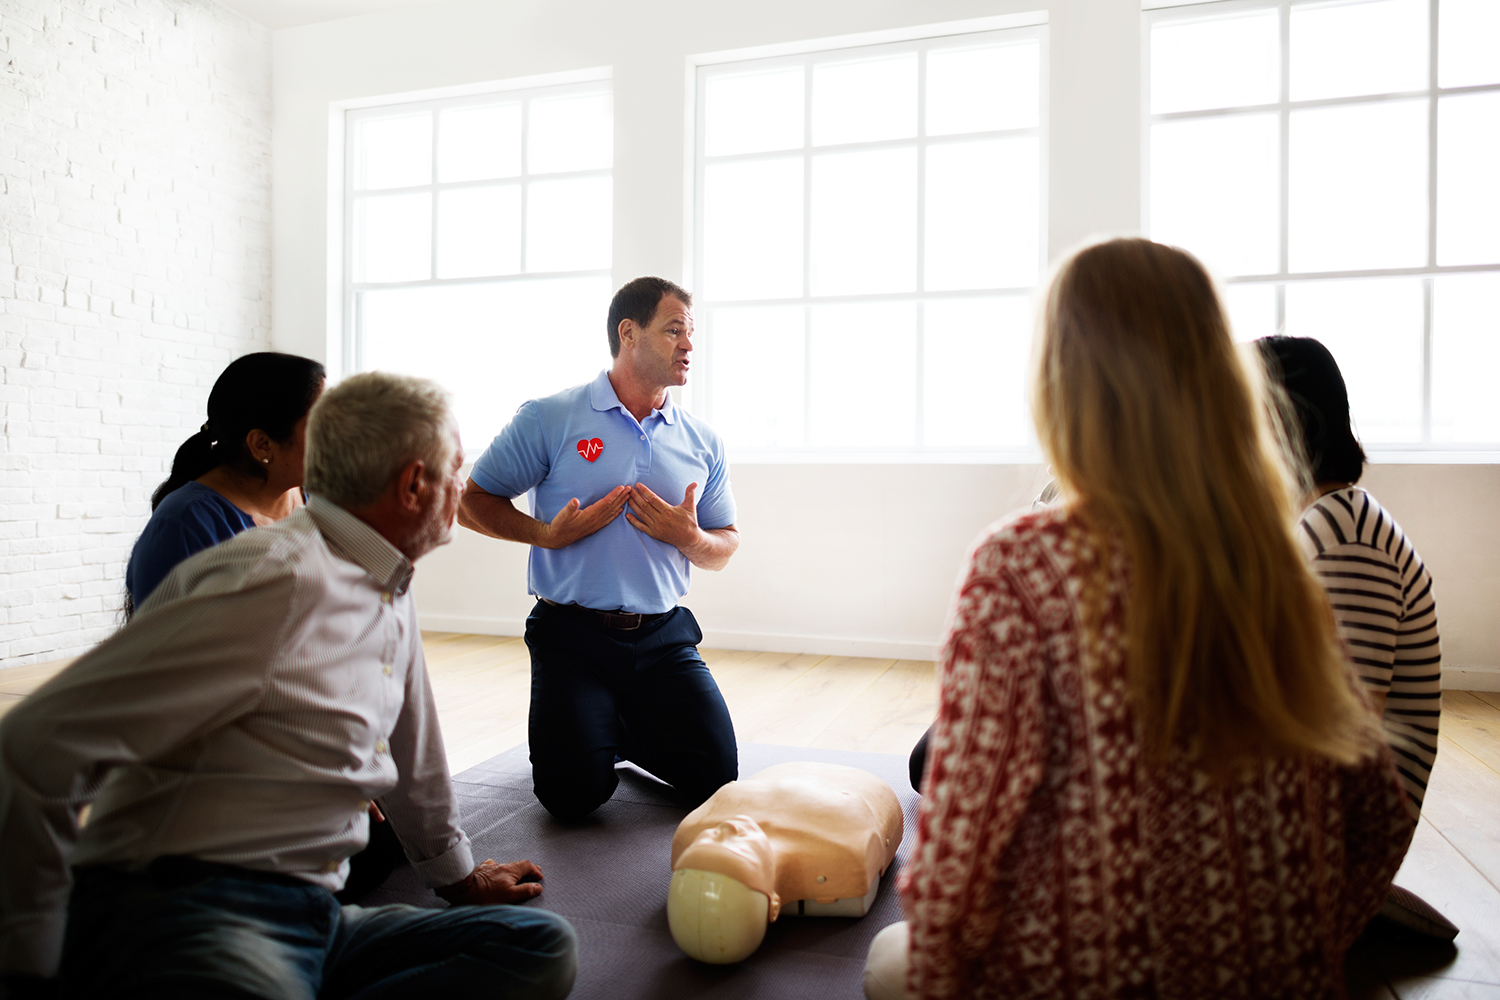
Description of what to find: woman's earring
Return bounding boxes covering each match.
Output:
[262,458,270,464]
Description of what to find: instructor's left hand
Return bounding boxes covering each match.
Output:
[625,483,700,550]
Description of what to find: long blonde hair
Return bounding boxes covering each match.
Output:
[1032,238,1377,770]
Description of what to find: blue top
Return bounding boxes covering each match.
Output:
[126,481,256,608]
[470,370,737,614]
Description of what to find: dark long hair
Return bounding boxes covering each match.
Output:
[1257,336,1366,486]
[150,352,327,510]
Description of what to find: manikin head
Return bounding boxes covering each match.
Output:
[668,816,780,964]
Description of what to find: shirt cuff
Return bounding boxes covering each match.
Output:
[0,911,66,979]
[411,832,475,890]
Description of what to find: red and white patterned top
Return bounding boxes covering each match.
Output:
[900,507,1415,1000]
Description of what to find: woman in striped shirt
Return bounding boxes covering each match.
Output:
[1259,337,1441,812]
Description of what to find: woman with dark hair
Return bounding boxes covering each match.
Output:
[1258,335,1442,814]
[125,352,326,616]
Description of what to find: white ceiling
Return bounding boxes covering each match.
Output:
[217,0,438,30]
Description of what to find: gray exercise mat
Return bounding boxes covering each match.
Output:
[357,743,920,999]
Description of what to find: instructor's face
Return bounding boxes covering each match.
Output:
[637,295,694,388]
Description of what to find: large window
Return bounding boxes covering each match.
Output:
[344,80,614,448]
[692,27,1046,459]
[1146,0,1500,451]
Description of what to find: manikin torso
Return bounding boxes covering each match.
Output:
[667,761,903,963]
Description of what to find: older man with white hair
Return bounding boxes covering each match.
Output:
[0,372,577,1000]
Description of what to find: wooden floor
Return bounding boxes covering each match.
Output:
[3,636,1499,997]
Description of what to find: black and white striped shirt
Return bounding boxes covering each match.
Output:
[1297,487,1441,810]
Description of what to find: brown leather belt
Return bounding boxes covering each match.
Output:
[541,597,671,631]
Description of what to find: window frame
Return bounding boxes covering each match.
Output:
[339,75,614,378]
[1143,0,1500,460]
[688,24,1050,464]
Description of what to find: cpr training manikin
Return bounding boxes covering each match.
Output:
[667,761,903,963]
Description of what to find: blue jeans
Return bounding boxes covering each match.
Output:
[60,859,577,999]
[524,601,737,820]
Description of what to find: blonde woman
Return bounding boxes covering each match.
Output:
[865,240,1415,1000]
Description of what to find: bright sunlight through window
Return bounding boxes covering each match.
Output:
[1146,0,1500,450]
[345,81,614,450]
[693,27,1046,459]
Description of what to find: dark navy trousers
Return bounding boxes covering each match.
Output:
[523,600,737,820]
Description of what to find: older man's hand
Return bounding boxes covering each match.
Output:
[436,859,545,906]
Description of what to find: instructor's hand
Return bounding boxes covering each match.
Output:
[436,859,545,906]
[624,483,701,550]
[543,485,629,549]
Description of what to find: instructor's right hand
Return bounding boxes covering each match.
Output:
[542,485,629,549]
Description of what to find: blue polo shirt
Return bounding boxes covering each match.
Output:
[470,370,736,614]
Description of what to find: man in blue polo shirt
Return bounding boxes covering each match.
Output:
[458,276,740,821]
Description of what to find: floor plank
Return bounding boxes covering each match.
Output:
[1418,735,1500,895]
[729,655,897,747]
[810,658,936,756]
[1377,820,1500,990]
[0,658,75,697]
[1442,694,1500,778]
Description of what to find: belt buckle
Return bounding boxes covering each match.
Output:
[604,611,642,630]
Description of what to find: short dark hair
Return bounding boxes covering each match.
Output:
[606,277,692,358]
[1257,336,1366,485]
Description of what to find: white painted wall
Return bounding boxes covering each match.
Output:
[270,0,1500,681]
[0,0,272,665]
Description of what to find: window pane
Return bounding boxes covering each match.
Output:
[811,53,917,146]
[702,159,803,301]
[707,307,806,449]
[1150,114,1279,278]
[526,177,611,272]
[438,104,522,182]
[808,303,916,447]
[926,40,1039,135]
[356,114,432,190]
[925,137,1039,290]
[1437,92,1500,266]
[1221,282,1279,342]
[705,68,804,156]
[1282,278,1424,443]
[361,276,612,448]
[1291,0,1427,101]
[1439,0,1500,88]
[354,193,431,282]
[1432,273,1500,442]
[923,297,1033,448]
[528,92,612,173]
[1151,10,1279,114]
[1289,100,1427,272]
[437,186,521,279]
[810,148,916,296]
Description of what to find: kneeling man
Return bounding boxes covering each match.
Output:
[459,277,740,821]
[0,373,576,999]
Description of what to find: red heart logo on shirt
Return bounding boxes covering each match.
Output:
[577,438,604,462]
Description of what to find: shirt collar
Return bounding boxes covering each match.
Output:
[306,495,416,597]
[590,369,677,425]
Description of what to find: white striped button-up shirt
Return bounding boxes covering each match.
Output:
[0,496,474,977]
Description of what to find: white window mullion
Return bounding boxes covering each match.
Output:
[801,59,814,449]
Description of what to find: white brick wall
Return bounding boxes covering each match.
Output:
[1,0,272,665]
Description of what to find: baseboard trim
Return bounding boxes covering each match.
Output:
[419,614,525,637]
[417,614,940,661]
[696,629,939,662]
[1445,665,1500,692]
[417,615,1491,681]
